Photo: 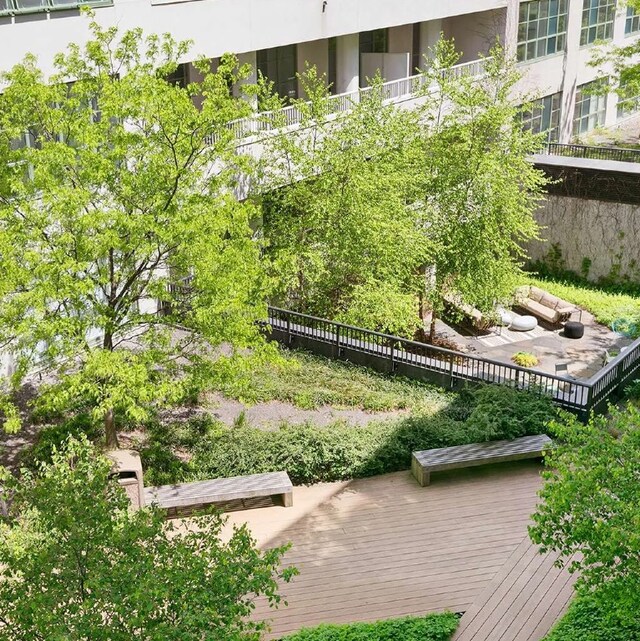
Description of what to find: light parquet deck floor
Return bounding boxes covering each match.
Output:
[221,460,569,640]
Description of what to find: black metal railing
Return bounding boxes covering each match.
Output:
[542,143,640,164]
[266,307,640,418]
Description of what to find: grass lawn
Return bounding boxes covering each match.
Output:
[205,349,454,413]
[524,275,640,337]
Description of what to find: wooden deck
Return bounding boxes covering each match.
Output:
[219,460,573,640]
[453,538,577,641]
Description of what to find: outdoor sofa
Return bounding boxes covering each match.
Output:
[515,285,575,325]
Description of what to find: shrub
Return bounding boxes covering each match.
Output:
[21,413,102,470]
[464,384,556,441]
[281,612,459,641]
[185,385,555,485]
[512,351,539,367]
[337,280,421,338]
[624,379,640,400]
[543,588,640,641]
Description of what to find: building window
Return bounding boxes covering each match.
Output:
[580,0,616,47]
[617,77,640,118]
[412,23,421,74]
[359,29,388,54]
[617,91,640,118]
[165,63,189,89]
[328,37,337,95]
[625,6,640,35]
[0,0,110,15]
[517,0,568,63]
[520,92,562,141]
[573,81,607,135]
[257,45,298,102]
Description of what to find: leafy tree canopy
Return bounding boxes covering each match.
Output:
[0,17,269,444]
[258,66,431,336]
[529,405,640,623]
[258,41,547,340]
[410,40,547,338]
[0,436,296,640]
[590,0,640,109]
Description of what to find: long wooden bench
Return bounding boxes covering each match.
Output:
[411,434,552,486]
[144,471,293,514]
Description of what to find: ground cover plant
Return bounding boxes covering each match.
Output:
[204,349,454,412]
[524,275,640,337]
[542,585,640,641]
[139,383,556,486]
[280,612,459,641]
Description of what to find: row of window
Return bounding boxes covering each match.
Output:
[521,78,640,141]
[517,0,640,63]
[0,0,109,14]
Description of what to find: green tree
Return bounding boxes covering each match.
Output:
[589,1,640,123]
[0,436,296,640]
[258,67,431,336]
[0,18,268,446]
[410,40,547,340]
[529,406,640,624]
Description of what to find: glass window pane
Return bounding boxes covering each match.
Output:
[13,0,46,10]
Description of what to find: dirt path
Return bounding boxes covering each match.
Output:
[205,392,407,430]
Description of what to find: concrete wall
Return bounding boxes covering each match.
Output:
[442,8,506,62]
[0,0,507,76]
[528,195,640,283]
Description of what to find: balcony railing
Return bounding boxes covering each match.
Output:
[222,57,491,143]
[0,0,111,15]
[265,306,640,419]
[542,142,640,164]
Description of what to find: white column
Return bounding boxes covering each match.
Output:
[419,19,442,67]
[503,0,520,57]
[336,33,359,94]
[558,0,584,143]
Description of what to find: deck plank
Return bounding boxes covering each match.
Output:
[452,537,576,641]
[213,460,555,639]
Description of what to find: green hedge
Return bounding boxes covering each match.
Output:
[280,612,459,641]
[543,590,640,641]
[140,384,555,486]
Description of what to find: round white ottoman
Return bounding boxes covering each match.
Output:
[499,310,513,327]
[509,315,537,332]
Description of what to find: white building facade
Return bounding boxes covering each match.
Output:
[0,0,638,141]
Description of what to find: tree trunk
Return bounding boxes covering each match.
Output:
[104,408,118,449]
[429,311,437,344]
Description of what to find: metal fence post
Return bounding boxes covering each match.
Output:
[448,356,454,388]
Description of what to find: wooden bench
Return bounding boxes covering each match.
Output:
[411,434,552,486]
[144,471,293,514]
